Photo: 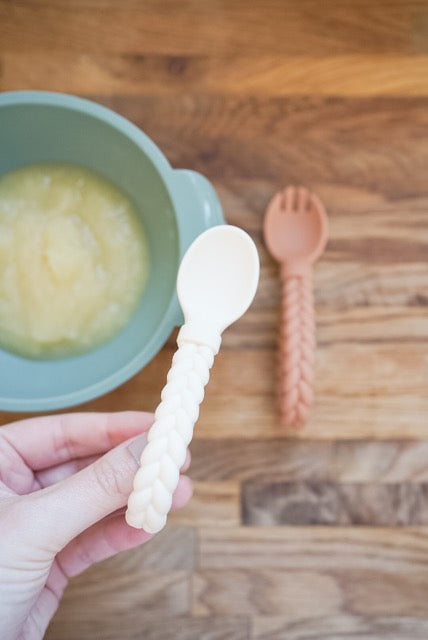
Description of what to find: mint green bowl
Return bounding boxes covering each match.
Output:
[0,91,224,411]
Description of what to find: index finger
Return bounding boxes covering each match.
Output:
[0,411,154,470]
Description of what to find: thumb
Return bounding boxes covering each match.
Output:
[22,434,147,552]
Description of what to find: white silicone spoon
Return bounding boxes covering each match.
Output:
[126,225,260,533]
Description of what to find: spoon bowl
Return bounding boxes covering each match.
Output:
[177,225,260,334]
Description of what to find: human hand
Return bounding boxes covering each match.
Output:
[0,411,192,640]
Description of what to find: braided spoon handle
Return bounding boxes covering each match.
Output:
[126,224,260,533]
[279,270,315,428]
[126,340,215,533]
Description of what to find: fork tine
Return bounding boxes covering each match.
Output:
[266,192,283,216]
[297,186,309,213]
[283,186,296,211]
[309,192,324,215]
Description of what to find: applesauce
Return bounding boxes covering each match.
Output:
[0,164,149,358]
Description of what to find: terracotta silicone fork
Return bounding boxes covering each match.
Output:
[263,186,328,428]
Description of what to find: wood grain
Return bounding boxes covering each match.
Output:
[252,615,428,640]
[1,96,428,439]
[169,481,241,528]
[122,525,196,570]
[193,568,428,617]
[2,340,426,439]
[199,526,428,571]
[47,615,249,640]
[48,564,189,618]
[189,439,428,483]
[3,1,428,638]
[242,481,428,525]
[3,53,428,96]
[45,538,191,639]
[89,95,428,194]
[2,1,428,56]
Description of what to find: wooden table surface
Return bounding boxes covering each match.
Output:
[2,1,428,638]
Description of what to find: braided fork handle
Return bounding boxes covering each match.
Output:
[126,340,215,533]
[279,267,315,428]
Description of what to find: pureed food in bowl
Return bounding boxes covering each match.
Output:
[0,91,224,411]
[0,163,149,358]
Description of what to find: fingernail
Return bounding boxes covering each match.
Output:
[127,435,148,463]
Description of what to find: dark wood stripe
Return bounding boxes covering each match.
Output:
[253,615,428,640]
[242,481,428,525]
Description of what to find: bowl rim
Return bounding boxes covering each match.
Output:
[0,90,172,174]
[0,90,182,411]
